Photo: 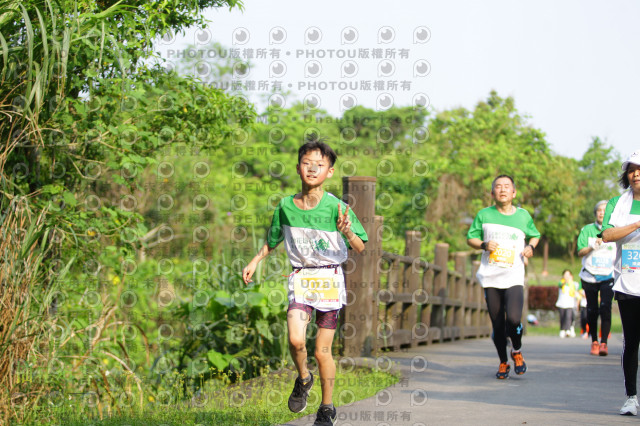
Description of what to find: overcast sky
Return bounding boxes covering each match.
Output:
[156,0,640,160]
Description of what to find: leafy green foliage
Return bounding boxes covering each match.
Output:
[576,137,621,224]
[171,270,288,384]
[0,0,254,421]
[136,92,622,262]
[0,0,255,277]
[0,1,625,422]
[420,91,621,254]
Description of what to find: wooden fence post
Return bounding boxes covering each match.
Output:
[454,252,467,339]
[372,215,383,354]
[420,262,434,344]
[404,231,421,347]
[431,243,449,342]
[341,176,377,357]
[386,257,401,350]
[471,260,482,334]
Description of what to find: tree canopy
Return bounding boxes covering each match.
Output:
[1,0,254,270]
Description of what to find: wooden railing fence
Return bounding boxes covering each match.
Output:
[340,176,492,357]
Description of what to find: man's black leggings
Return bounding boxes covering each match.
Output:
[618,296,640,397]
[485,286,524,363]
[582,279,614,343]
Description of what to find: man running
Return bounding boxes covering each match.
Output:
[467,175,540,379]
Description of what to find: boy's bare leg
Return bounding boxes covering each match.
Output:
[315,327,337,405]
[288,308,311,379]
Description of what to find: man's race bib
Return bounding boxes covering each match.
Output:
[489,245,516,268]
[292,269,341,309]
[622,243,640,273]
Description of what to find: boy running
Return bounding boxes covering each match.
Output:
[242,138,367,425]
[467,175,540,379]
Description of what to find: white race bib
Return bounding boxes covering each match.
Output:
[585,237,615,276]
[292,269,342,310]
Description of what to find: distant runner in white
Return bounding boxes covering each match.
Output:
[577,200,615,356]
[467,175,540,379]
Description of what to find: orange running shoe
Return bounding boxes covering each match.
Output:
[599,342,608,356]
[496,362,510,379]
[510,350,527,375]
[590,341,600,356]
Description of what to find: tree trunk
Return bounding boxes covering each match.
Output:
[567,240,576,265]
[541,237,549,277]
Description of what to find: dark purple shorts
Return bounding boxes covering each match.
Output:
[288,301,341,330]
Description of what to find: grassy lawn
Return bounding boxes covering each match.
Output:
[525,254,622,337]
[53,367,398,426]
[526,311,622,336]
[526,255,583,287]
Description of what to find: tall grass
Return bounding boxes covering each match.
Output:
[0,2,103,421]
[0,198,67,423]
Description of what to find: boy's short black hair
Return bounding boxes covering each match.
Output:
[298,136,337,167]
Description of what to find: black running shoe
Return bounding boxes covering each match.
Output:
[314,405,337,425]
[288,372,314,413]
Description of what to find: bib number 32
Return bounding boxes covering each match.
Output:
[622,243,640,273]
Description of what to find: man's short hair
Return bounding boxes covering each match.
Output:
[298,136,337,167]
[491,174,516,193]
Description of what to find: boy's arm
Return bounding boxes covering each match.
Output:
[337,204,365,254]
[344,230,365,254]
[243,243,278,284]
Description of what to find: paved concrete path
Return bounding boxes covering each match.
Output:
[284,333,632,425]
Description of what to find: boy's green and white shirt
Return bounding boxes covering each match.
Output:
[267,192,368,310]
[467,206,540,289]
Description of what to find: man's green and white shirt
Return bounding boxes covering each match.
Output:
[467,206,540,289]
[267,192,368,310]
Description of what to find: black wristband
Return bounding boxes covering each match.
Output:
[480,242,487,251]
[527,244,535,253]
